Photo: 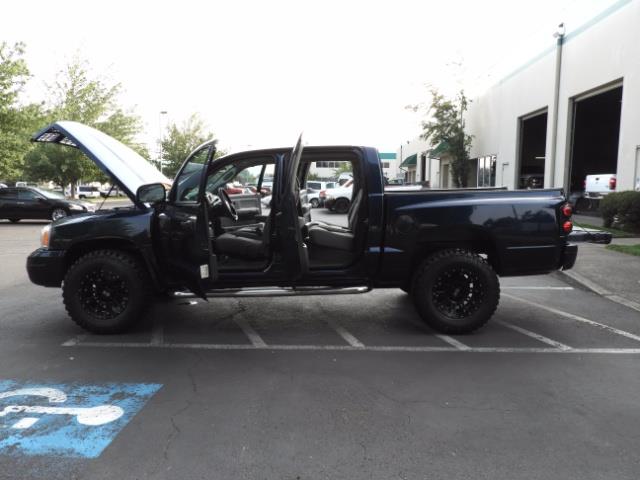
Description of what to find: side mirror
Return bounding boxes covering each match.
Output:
[136,183,166,204]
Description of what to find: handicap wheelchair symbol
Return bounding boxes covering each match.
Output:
[0,387,124,429]
[0,381,161,458]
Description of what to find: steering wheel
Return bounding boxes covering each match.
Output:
[218,188,239,221]
[204,191,220,208]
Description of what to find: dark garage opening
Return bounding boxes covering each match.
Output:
[519,112,548,188]
[570,85,622,193]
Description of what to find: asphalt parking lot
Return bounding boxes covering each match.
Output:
[1,218,640,479]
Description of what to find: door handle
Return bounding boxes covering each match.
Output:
[179,219,196,232]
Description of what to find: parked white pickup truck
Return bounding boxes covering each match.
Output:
[584,173,616,198]
[322,179,354,213]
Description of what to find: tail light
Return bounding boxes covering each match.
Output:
[563,221,573,233]
[609,177,616,190]
[561,203,572,218]
[319,190,326,198]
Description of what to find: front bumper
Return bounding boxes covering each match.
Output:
[26,248,66,287]
[560,243,578,271]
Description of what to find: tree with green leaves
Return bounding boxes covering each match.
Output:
[0,42,43,182]
[24,56,145,193]
[414,89,473,188]
[332,161,352,179]
[160,114,218,177]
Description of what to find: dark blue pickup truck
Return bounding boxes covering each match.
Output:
[26,122,596,335]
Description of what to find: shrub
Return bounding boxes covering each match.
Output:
[600,191,640,232]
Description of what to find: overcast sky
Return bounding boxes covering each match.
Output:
[2,0,618,155]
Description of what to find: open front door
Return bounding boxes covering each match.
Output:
[157,143,218,298]
[274,134,309,281]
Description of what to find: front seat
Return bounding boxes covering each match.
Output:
[213,216,271,260]
[306,189,363,251]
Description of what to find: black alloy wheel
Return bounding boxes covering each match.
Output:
[431,266,485,319]
[412,249,499,334]
[78,267,130,320]
[63,249,151,334]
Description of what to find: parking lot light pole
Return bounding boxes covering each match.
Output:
[549,23,565,188]
[159,111,168,174]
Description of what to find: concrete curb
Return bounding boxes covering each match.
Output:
[559,269,640,313]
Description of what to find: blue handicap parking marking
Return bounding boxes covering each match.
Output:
[0,380,162,458]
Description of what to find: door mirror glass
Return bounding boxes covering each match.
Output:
[137,183,166,204]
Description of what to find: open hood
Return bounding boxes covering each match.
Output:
[32,121,171,204]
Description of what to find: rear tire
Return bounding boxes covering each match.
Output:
[310,198,319,208]
[334,198,350,214]
[412,249,499,334]
[63,249,152,334]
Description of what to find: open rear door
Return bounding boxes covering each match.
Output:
[275,134,309,281]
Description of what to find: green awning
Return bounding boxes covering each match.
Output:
[428,141,450,158]
[400,153,417,167]
[379,152,396,160]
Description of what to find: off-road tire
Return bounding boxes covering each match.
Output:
[412,249,499,334]
[334,198,350,214]
[63,249,152,334]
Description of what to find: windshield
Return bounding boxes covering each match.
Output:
[34,188,65,199]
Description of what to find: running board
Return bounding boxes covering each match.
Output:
[172,285,371,299]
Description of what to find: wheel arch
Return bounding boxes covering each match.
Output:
[63,238,164,291]
[404,226,502,287]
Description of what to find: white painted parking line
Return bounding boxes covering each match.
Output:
[502,286,574,290]
[62,336,85,347]
[433,335,471,350]
[61,340,640,354]
[150,323,164,346]
[234,317,267,347]
[504,293,640,343]
[494,319,572,350]
[324,318,365,348]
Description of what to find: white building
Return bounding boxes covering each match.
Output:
[378,152,401,181]
[396,139,443,186]
[308,152,400,181]
[465,0,640,194]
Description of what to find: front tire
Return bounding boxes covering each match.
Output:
[63,250,151,334]
[310,198,319,208]
[334,198,350,214]
[412,249,499,334]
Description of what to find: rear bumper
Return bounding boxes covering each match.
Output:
[568,229,612,244]
[26,248,66,287]
[560,244,578,271]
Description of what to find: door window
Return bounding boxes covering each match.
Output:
[18,190,41,200]
[173,148,210,202]
[0,189,17,199]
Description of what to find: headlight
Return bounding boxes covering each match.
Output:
[68,204,84,211]
[84,203,96,212]
[40,225,51,248]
